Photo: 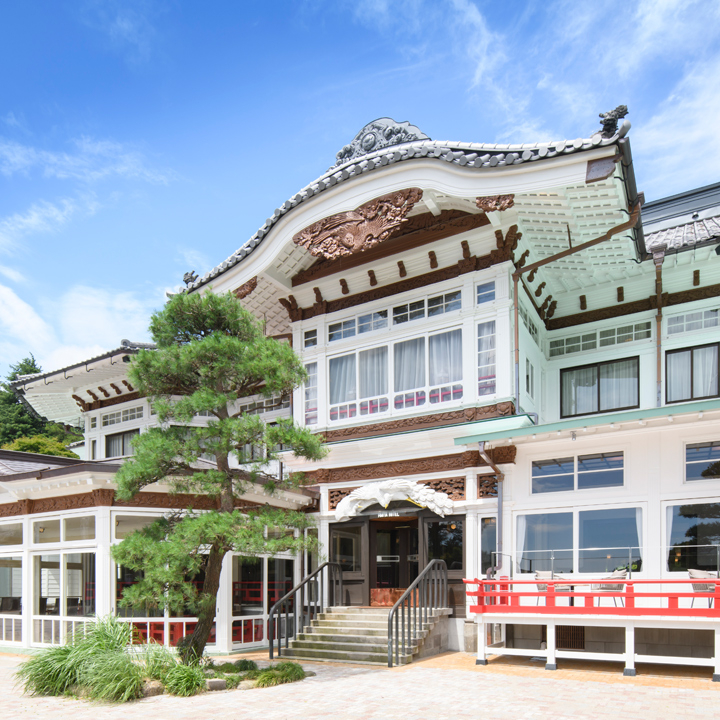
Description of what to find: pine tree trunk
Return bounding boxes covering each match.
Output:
[180,544,226,664]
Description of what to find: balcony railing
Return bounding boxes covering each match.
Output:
[464,578,720,618]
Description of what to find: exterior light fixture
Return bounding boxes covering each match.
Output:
[38,527,44,533]
[449,523,457,530]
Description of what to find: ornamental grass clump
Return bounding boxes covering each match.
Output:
[78,651,144,703]
[255,661,306,688]
[234,658,258,672]
[163,663,206,696]
[139,641,177,682]
[16,643,78,696]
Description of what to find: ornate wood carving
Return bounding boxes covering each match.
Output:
[234,276,258,300]
[694,270,700,287]
[72,394,89,411]
[527,268,537,283]
[428,251,438,269]
[477,475,498,498]
[279,295,301,322]
[340,279,349,295]
[495,225,521,255]
[87,390,98,402]
[516,249,530,269]
[109,383,122,395]
[617,286,624,302]
[122,380,134,392]
[329,487,356,510]
[290,210,489,287]
[308,448,514,485]
[580,295,587,311]
[98,386,110,398]
[421,477,465,501]
[82,391,141,412]
[476,195,515,213]
[535,281,546,297]
[32,494,96,514]
[368,270,377,286]
[398,261,407,278]
[293,188,423,260]
[546,300,558,319]
[539,295,553,318]
[92,489,115,506]
[321,402,514,442]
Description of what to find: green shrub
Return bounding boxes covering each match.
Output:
[225,674,242,689]
[233,658,258,672]
[74,615,132,654]
[164,663,206,696]
[16,644,78,696]
[140,642,177,681]
[255,662,305,688]
[213,661,238,673]
[79,651,144,703]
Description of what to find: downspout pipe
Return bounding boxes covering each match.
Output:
[652,245,667,407]
[478,441,504,578]
[511,200,643,414]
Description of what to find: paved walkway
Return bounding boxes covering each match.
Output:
[3,649,720,719]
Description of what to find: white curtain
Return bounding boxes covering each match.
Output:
[329,354,356,404]
[561,366,597,416]
[635,507,643,564]
[694,345,718,398]
[429,329,462,385]
[106,433,123,458]
[359,347,387,399]
[599,358,638,410]
[394,338,425,392]
[667,351,692,401]
[516,515,527,572]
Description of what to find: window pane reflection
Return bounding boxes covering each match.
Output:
[232,557,264,616]
[427,519,463,571]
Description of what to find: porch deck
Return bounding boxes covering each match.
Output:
[464,578,720,679]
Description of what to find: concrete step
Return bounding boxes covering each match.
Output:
[304,624,389,637]
[290,639,402,653]
[326,606,392,614]
[281,646,413,664]
[296,632,391,645]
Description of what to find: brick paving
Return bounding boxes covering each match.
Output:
[2,649,720,719]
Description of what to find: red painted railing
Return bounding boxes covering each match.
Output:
[464,578,720,618]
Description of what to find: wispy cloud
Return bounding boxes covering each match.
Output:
[0,135,175,184]
[81,0,158,65]
[0,265,25,283]
[0,198,81,253]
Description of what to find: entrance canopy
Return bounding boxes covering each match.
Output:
[334,478,453,522]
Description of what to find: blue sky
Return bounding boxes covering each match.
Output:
[1,0,719,377]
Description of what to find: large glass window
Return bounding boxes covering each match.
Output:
[667,503,720,572]
[532,453,623,493]
[427,519,463,571]
[686,442,720,481]
[476,282,495,305]
[330,347,389,421]
[667,344,719,403]
[331,526,361,572]
[267,558,294,612]
[0,557,22,614]
[480,518,497,576]
[579,508,642,573]
[477,321,496,396]
[35,554,60,616]
[232,557,264,616]
[64,553,96,616]
[560,357,639,418]
[0,523,22,546]
[114,514,161,539]
[64,517,95,542]
[106,429,140,458]
[517,512,573,573]
[34,520,60,544]
[115,565,163,618]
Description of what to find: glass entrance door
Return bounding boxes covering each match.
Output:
[371,519,418,590]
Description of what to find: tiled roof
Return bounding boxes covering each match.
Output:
[645,215,720,252]
[11,339,155,387]
[186,117,630,293]
[0,451,77,477]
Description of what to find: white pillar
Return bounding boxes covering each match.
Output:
[95,506,112,618]
[476,617,487,665]
[545,621,557,670]
[624,623,636,676]
[21,517,31,649]
[714,627,720,682]
[214,554,232,654]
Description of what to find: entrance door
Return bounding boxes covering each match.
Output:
[370,518,419,592]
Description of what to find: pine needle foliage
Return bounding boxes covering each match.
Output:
[111,291,327,663]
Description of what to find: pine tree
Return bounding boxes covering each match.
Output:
[111,291,326,663]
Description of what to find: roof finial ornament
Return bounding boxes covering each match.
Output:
[332,118,429,169]
[183,271,199,286]
[598,105,629,138]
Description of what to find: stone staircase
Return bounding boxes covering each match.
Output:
[279,606,450,666]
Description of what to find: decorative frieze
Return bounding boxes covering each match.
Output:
[293,188,423,260]
[234,276,258,300]
[477,475,499,498]
[421,477,465,501]
[476,195,515,213]
[322,402,515,442]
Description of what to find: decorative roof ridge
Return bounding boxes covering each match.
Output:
[645,212,720,237]
[184,113,631,293]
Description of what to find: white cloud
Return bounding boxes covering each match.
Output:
[0,285,55,357]
[0,265,25,283]
[633,56,720,199]
[0,198,79,253]
[0,136,174,184]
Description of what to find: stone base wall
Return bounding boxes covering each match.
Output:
[416,612,450,659]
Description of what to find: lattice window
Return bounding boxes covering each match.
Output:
[421,477,465,501]
[328,487,356,510]
[477,475,498,498]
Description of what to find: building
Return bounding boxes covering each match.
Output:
[5,112,720,673]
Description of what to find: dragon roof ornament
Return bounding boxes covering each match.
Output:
[333,118,430,169]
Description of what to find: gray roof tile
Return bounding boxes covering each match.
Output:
[645,215,720,252]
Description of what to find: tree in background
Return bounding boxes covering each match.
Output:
[0,355,83,454]
[111,291,326,663]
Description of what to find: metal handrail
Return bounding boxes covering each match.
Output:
[387,559,448,667]
[268,561,343,659]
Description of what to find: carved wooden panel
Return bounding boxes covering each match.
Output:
[328,487,357,510]
[234,276,258,300]
[293,188,423,260]
[306,446,515,485]
[420,477,465,501]
[476,195,514,212]
[477,475,498,498]
[322,402,515,442]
